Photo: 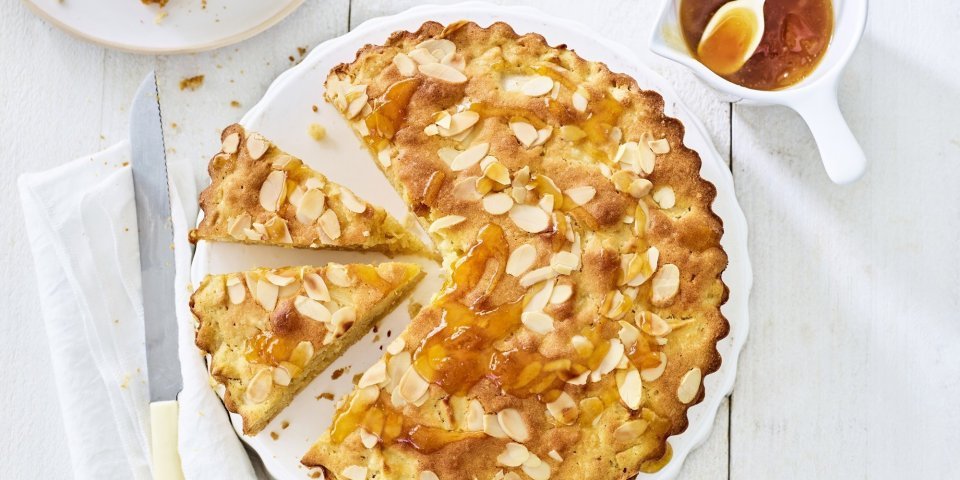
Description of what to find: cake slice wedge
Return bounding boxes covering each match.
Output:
[189,124,428,257]
[191,262,422,435]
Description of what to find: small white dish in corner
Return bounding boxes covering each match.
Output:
[649,0,869,184]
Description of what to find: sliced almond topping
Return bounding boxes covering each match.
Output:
[637,310,671,336]
[246,133,270,160]
[303,273,331,302]
[497,442,530,468]
[497,408,530,443]
[440,110,480,137]
[294,295,331,323]
[549,284,572,304]
[549,251,580,275]
[567,370,590,385]
[419,62,467,84]
[259,170,286,212]
[641,352,668,382]
[648,138,671,154]
[339,189,367,213]
[222,132,240,154]
[266,272,294,286]
[509,205,550,233]
[245,368,273,404]
[621,246,659,287]
[318,209,342,240]
[330,306,357,332]
[465,398,485,431]
[521,75,554,97]
[453,176,483,201]
[255,280,279,311]
[296,188,326,224]
[651,263,680,304]
[546,391,578,425]
[482,192,514,215]
[617,367,643,410]
[428,214,466,233]
[358,359,388,388]
[342,465,368,480]
[521,311,555,334]
[506,243,537,277]
[359,428,379,449]
[482,158,511,185]
[618,320,641,349]
[483,413,509,439]
[572,89,588,112]
[590,339,624,382]
[272,364,292,386]
[225,277,246,305]
[408,47,437,65]
[288,341,314,368]
[524,278,555,314]
[345,93,369,120]
[377,148,392,168]
[386,337,406,356]
[450,142,489,171]
[420,471,440,480]
[653,186,676,209]
[548,450,563,462]
[522,458,551,480]
[398,366,430,403]
[416,39,456,60]
[678,367,702,404]
[613,419,649,446]
[519,266,559,288]
[227,214,252,240]
[565,186,596,206]
[533,127,553,147]
[387,352,411,392]
[271,154,295,169]
[510,121,539,148]
[393,52,417,76]
[325,264,354,287]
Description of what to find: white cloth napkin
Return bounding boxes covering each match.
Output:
[18,142,257,480]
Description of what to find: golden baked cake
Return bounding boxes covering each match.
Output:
[302,21,728,480]
[189,124,427,257]
[192,262,422,435]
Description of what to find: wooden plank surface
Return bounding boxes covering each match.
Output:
[3,0,958,479]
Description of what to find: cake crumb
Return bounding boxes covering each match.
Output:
[281,420,290,430]
[316,392,334,401]
[154,10,168,24]
[298,46,307,58]
[179,75,205,91]
[308,123,326,142]
[351,373,363,385]
[408,302,423,318]
[309,472,322,479]
[230,100,241,108]
[269,431,279,441]
[331,366,350,380]
[311,105,319,112]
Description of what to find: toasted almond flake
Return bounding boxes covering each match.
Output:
[521,76,554,96]
[246,133,270,160]
[288,340,314,368]
[435,111,453,129]
[519,266,558,288]
[548,450,563,462]
[509,204,550,233]
[648,138,671,154]
[295,188,325,224]
[294,295,331,323]
[393,52,417,76]
[437,146,459,165]
[441,110,480,137]
[255,280,279,311]
[419,62,467,83]
[572,90,588,112]
[272,364,292,386]
[335,189,366,214]
[550,251,580,275]
[591,339,624,382]
[637,311,671,336]
[630,178,653,198]
[651,264,680,304]
[358,359,388,388]
[510,121,539,147]
[613,419,649,445]
[408,47,437,65]
[345,93,369,120]
[450,142,489,171]
[386,337,406,355]
[524,279,555,314]
[483,413,509,439]
[326,264,354,287]
[641,352,668,382]
[465,399,485,431]
[481,192,514,215]
[331,306,356,330]
[546,391,578,425]
[617,367,643,410]
[222,132,240,154]
[424,124,440,136]
[244,226,263,241]
[359,428,379,449]
[259,170,286,212]
[420,471,440,480]
[549,284,572,304]
[497,408,530,443]
[653,186,676,209]
[245,368,273,404]
[622,246,659,287]
[398,366,430,403]
[506,244,537,277]
[522,459,551,480]
[618,320,641,349]
[677,367,702,404]
[497,442,530,467]
[303,273,330,302]
[567,370,589,385]
[271,154,294,169]
[387,352,411,392]
[304,177,325,190]
[521,311,555,334]
[342,465,368,480]
[482,159,511,185]
[453,176,483,201]
[532,127,553,147]
[227,214,252,240]
[429,214,466,233]
[226,276,246,304]
[416,39,456,60]
[377,148,393,168]
[266,272,294,286]
[318,209,342,240]
[565,186,596,206]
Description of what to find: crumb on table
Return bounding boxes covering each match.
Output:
[179,75,205,91]
[230,100,241,108]
[308,123,326,142]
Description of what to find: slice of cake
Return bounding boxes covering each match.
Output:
[192,262,422,435]
[189,124,428,257]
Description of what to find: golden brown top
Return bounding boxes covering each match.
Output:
[190,124,427,257]
[303,21,728,480]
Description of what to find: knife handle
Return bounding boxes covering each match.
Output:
[150,400,185,480]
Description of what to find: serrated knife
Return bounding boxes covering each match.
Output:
[130,72,185,480]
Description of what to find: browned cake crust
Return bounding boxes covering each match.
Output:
[303,21,728,480]
[192,262,422,435]
[189,124,428,257]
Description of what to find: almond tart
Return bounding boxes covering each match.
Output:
[189,124,428,257]
[301,21,729,480]
[192,262,422,435]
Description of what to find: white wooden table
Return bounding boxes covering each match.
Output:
[2,0,958,478]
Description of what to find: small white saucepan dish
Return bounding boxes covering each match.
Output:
[649,0,869,184]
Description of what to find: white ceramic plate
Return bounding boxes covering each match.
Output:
[191,3,752,478]
[25,0,303,54]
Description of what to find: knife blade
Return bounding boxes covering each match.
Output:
[130,71,184,480]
